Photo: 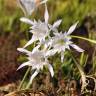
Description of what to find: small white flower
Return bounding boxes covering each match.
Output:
[20,5,50,48]
[17,46,54,85]
[18,0,48,15]
[50,22,84,62]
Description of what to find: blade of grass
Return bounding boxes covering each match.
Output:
[18,67,31,90]
[69,51,87,92]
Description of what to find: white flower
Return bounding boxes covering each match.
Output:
[20,4,50,48]
[18,0,48,15]
[50,22,84,62]
[17,46,54,86]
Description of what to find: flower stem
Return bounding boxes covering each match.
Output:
[26,81,32,89]
[71,35,96,44]
[18,67,31,90]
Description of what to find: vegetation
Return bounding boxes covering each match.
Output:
[0,0,96,96]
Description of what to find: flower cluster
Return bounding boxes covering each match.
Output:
[17,0,84,86]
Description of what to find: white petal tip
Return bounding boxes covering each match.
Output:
[20,17,34,25]
[17,66,22,71]
[48,64,54,77]
[67,21,79,35]
[17,48,22,52]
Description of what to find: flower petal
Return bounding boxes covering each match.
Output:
[53,19,62,28]
[28,70,39,86]
[17,48,30,54]
[18,0,36,16]
[20,17,34,25]
[24,36,36,48]
[61,51,64,63]
[17,61,31,70]
[47,64,54,77]
[32,45,40,53]
[70,44,84,52]
[44,4,49,24]
[46,49,57,56]
[67,22,78,35]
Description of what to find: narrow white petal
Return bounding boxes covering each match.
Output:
[28,70,39,85]
[70,44,84,52]
[61,51,64,63]
[17,62,31,70]
[53,19,62,28]
[44,4,49,24]
[24,36,36,48]
[67,22,78,35]
[20,17,34,25]
[48,24,58,33]
[32,45,40,53]
[17,48,30,54]
[46,49,57,56]
[47,64,54,77]
[66,45,70,50]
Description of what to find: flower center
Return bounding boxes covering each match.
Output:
[57,39,65,45]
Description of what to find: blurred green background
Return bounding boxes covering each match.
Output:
[0,0,96,33]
